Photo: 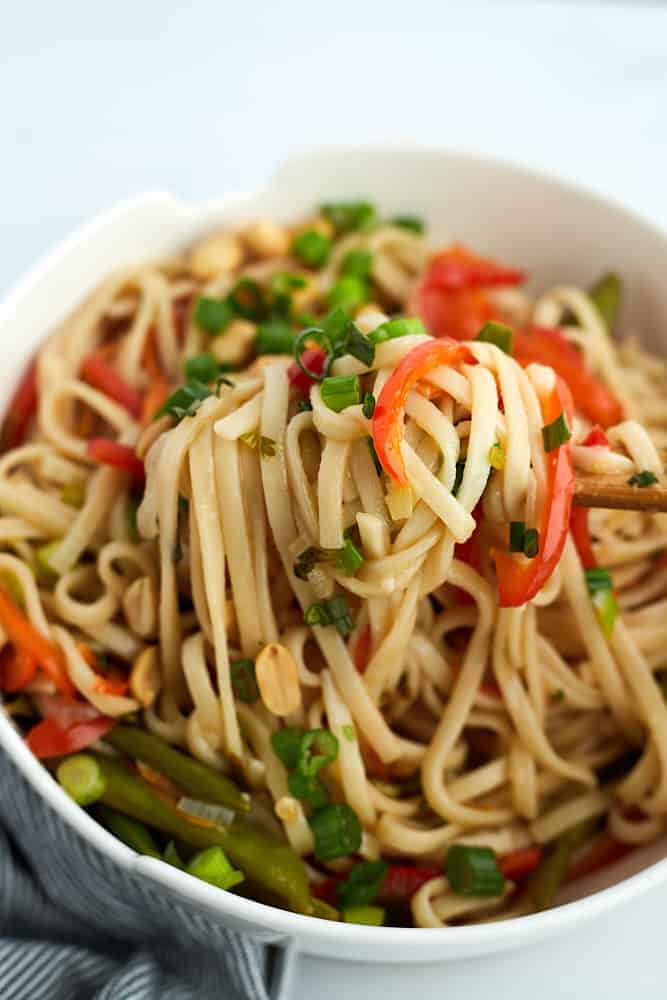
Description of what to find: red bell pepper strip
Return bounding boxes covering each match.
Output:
[499,845,543,880]
[378,864,441,906]
[564,832,632,885]
[26,715,115,759]
[0,646,37,692]
[81,353,143,419]
[581,425,610,449]
[311,876,338,906]
[372,338,474,485]
[494,377,575,607]
[34,692,103,726]
[421,244,526,291]
[0,361,38,452]
[0,588,74,695]
[513,326,623,428]
[87,438,145,481]
[78,643,129,697]
[287,348,327,396]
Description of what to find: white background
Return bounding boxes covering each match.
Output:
[2,2,667,996]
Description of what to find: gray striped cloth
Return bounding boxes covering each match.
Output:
[0,749,271,999]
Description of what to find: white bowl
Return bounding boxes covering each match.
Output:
[2,145,667,999]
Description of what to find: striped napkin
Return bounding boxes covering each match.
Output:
[0,749,270,1000]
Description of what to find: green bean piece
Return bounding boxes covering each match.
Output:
[589,272,621,331]
[105,725,250,814]
[96,804,162,859]
[91,754,313,915]
[526,818,598,910]
[311,897,340,921]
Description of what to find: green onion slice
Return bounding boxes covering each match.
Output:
[304,596,354,637]
[542,411,572,452]
[271,727,306,769]
[157,381,212,422]
[297,728,339,777]
[476,321,513,355]
[321,374,362,412]
[362,392,375,419]
[390,215,424,234]
[287,771,330,809]
[256,318,294,355]
[585,567,618,637]
[230,659,259,703]
[185,353,220,383]
[509,521,526,553]
[294,539,364,580]
[589,272,621,331]
[369,317,425,344]
[308,803,362,861]
[186,846,244,891]
[228,278,267,321]
[628,470,658,488]
[341,249,374,279]
[336,859,388,908]
[320,201,377,234]
[292,230,332,268]
[446,844,504,897]
[328,275,368,313]
[57,754,106,806]
[193,296,234,334]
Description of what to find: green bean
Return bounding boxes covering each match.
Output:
[90,754,313,915]
[589,272,621,331]
[311,898,340,921]
[526,818,598,911]
[105,725,250,814]
[96,805,162,859]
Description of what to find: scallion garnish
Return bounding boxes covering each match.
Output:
[292,229,332,268]
[157,381,212,422]
[193,295,234,334]
[488,442,505,470]
[328,275,368,313]
[293,308,374,381]
[390,215,424,234]
[341,249,374,280]
[362,392,375,419]
[589,272,621,331]
[321,374,362,413]
[57,754,106,806]
[338,536,364,575]
[368,317,425,344]
[255,318,294,355]
[342,724,356,742]
[446,844,504,897]
[185,353,220,384]
[320,201,377,234]
[368,437,382,476]
[476,321,513,355]
[304,596,354,637]
[239,431,277,457]
[336,859,388,908]
[186,846,244,891]
[287,771,330,809]
[542,411,572,452]
[298,728,339,777]
[271,727,306,769]
[270,272,307,317]
[297,399,313,412]
[585,567,618,637]
[294,539,364,580]
[509,521,539,558]
[228,277,267,321]
[628,470,658,488]
[509,521,526,553]
[230,659,259,703]
[308,803,362,861]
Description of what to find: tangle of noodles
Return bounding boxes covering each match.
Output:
[3,204,667,928]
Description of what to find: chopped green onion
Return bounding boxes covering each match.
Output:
[304,596,354,637]
[185,353,220,383]
[342,904,385,925]
[542,411,571,452]
[453,461,465,496]
[228,278,267,321]
[163,840,185,869]
[328,276,368,313]
[523,528,539,559]
[341,249,374,280]
[551,689,565,703]
[321,374,362,413]
[589,272,621,331]
[260,435,277,457]
[342,724,356,742]
[488,443,505,470]
[157,381,212,422]
[362,393,375,419]
[57,754,106,806]
[509,521,526,553]
[270,272,307,317]
[60,482,86,508]
[287,771,329,809]
[446,844,504,897]
[256,318,294,355]
[193,295,234,334]
[230,659,259,703]
[337,536,364,576]
[628,470,658,488]
[368,317,425,344]
[389,215,424,234]
[293,546,323,580]
[308,803,362,861]
[476,321,513,355]
[294,540,364,580]
[271,727,306,769]
[186,846,244,891]
[297,399,313,413]
[368,437,382,476]
[321,201,377,234]
[34,541,61,583]
[297,729,339,777]
[346,324,375,366]
[292,229,332,268]
[293,309,373,380]
[336,859,388,908]
[585,567,618,638]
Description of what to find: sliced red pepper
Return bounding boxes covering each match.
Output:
[311,876,338,906]
[514,326,623,428]
[421,244,526,291]
[79,643,128,697]
[26,715,115,759]
[0,646,37,692]
[87,438,145,480]
[372,338,474,485]
[499,845,543,880]
[564,832,632,885]
[0,361,38,452]
[494,377,575,606]
[0,588,74,695]
[581,425,611,449]
[81,353,143,419]
[33,692,103,727]
[287,348,327,396]
[378,864,441,906]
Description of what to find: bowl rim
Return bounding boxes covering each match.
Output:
[2,142,667,957]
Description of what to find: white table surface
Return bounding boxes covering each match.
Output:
[2,1,667,996]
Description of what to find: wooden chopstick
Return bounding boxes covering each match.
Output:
[574,472,667,513]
